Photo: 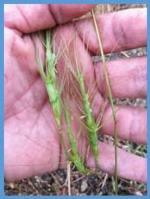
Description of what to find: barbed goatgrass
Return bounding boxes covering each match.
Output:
[37,9,119,194]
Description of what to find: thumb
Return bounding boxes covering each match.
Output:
[4,4,94,34]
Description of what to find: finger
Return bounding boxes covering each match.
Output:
[87,142,147,183]
[75,8,147,53]
[4,4,94,33]
[101,105,146,144]
[95,56,147,98]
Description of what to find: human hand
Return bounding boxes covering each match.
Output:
[4,5,147,183]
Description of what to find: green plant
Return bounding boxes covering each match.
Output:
[38,30,62,127]
[64,104,89,174]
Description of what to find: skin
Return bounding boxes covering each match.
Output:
[4,4,147,183]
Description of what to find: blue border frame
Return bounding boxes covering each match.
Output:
[0,1,4,196]
[1,0,148,198]
[147,1,149,197]
[1,0,148,4]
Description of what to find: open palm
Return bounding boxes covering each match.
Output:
[4,5,147,183]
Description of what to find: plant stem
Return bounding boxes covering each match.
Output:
[91,9,118,195]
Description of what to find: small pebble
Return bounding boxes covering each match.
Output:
[81,180,88,192]
[8,182,15,189]
[134,191,143,196]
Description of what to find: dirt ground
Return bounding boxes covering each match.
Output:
[5,4,147,196]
